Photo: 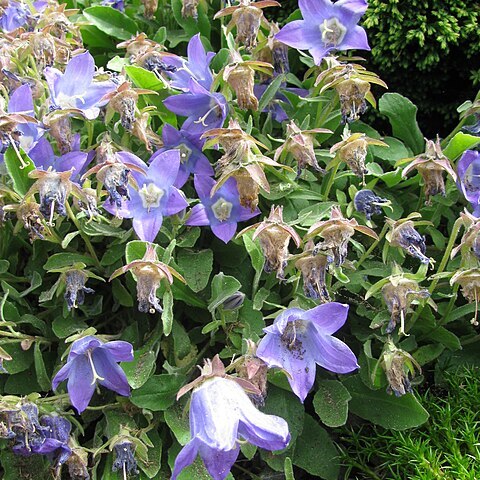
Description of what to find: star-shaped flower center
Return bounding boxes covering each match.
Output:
[178,143,192,163]
[319,17,347,47]
[139,182,164,211]
[281,319,307,358]
[212,197,233,221]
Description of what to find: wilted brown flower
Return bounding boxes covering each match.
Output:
[306,206,378,266]
[238,205,301,280]
[451,210,480,263]
[451,269,480,326]
[401,137,456,205]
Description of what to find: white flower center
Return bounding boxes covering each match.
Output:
[178,143,192,163]
[319,18,347,47]
[55,92,86,110]
[139,183,164,211]
[212,197,233,221]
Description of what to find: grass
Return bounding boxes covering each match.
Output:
[338,367,480,479]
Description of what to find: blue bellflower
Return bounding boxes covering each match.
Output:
[163,33,215,91]
[0,0,46,32]
[172,375,290,480]
[257,303,358,402]
[186,175,260,243]
[458,150,480,217]
[44,52,116,120]
[158,123,213,188]
[52,335,133,413]
[275,0,370,65]
[103,150,188,242]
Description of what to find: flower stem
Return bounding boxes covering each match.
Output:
[323,162,339,201]
[356,223,388,270]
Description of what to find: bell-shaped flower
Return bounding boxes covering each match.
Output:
[103,150,188,242]
[458,150,480,217]
[0,0,46,31]
[275,0,370,65]
[162,34,215,91]
[44,52,116,120]
[163,78,228,136]
[29,137,89,183]
[172,356,290,480]
[354,189,390,220]
[186,175,260,243]
[159,123,213,188]
[52,335,133,413]
[256,303,358,402]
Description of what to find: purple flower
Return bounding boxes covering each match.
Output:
[162,34,215,91]
[8,84,44,153]
[158,123,213,188]
[186,175,260,243]
[0,0,45,31]
[52,335,133,414]
[254,82,309,122]
[458,150,480,217]
[172,376,290,480]
[38,415,72,467]
[44,52,116,120]
[101,0,125,10]
[164,79,228,135]
[29,137,89,183]
[103,150,188,242]
[276,0,370,65]
[256,303,358,402]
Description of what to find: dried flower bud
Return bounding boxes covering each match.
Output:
[354,189,389,220]
[232,6,263,51]
[112,441,139,477]
[66,446,90,480]
[47,115,73,154]
[388,220,430,264]
[335,78,370,123]
[142,0,158,18]
[382,278,429,335]
[131,111,163,152]
[109,86,139,131]
[64,270,94,311]
[450,269,480,326]
[17,201,45,242]
[269,23,289,75]
[382,344,420,397]
[98,163,131,208]
[402,137,457,205]
[236,341,268,407]
[295,248,332,302]
[30,31,56,68]
[452,210,480,263]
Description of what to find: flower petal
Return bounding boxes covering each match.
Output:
[66,356,95,413]
[52,362,73,390]
[132,210,163,243]
[57,52,95,98]
[171,439,199,480]
[149,150,181,188]
[275,20,321,50]
[93,349,131,396]
[186,204,210,226]
[100,341,134,362]
[299,0,334,21]
[165,187,188,216]
[340,25,370,51]
[211,222,237,243]
[302,302,349,335]
[8,84,34,114]
[199,443,240,480]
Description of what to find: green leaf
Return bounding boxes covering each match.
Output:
[122,347,157,389]
[293,414,340,480]
[2,343,33,374]
[80,25,116,48]
[176,249,213,293]
[428,326,461,351]
[52,314,88,338]
[164,396,190,446]
[111,279,133,307]
[33,343,50,392]
[313,379,351,427]
[171,0,211,38]
[82,6,137,40]
[61,231,80,249]
[379,93,424,154]
[0,449,50,480]
[137,430,162,478]
[285,456,295,480]
[343,375,429,430]
[243,232,265,295]
[130,374,186,411]
[263,385,304,445]
[43,253,96,270]
[413,344,445,366]
[443,132,480,160]
[176,227,201,247]
[208,273,241,313]
[162,288,174,336]
[258,74,285,112]
[125,65,167,91]
[4,147,35,196]
[82,221,128,238]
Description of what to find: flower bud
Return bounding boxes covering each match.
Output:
[142,0,158,18]
[335,77,370,123]
[226,64,258,111]
[64,270,95,311]
[295,249,332,302]
[222,291,245,310]
[17,201,45,241]
[382,345,420,397]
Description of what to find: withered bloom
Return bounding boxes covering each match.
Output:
[330,126,387,181]
[214,0,280,51]
[450,269,480,326]
[402,137,456,205]
[306,206,378,266]
[451,210,480,262]
[117,34,161,63]
[274,120,331,177]
[386,216,431,265]
[203,119,291,211]
[104,82,139,131]
[64,270,95,311]
[66,444,90,480]
[45,115,73,155]
[235,340,268,407]
[110,244,185,314]
[295,241,333,302]
[354,189,390,220]
[269,23,289,75]
[142,0,158,18]
[131,110,163,152]
[223,51,273,110]
[26,169,78,225]
[16,201,46,242]
[182,0,199,19]
[381,342,421,397]
[238,205,301,280]
[381,277,429,335]
[315,58,387,124]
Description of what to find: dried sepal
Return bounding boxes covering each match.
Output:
[451,269,480,326]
